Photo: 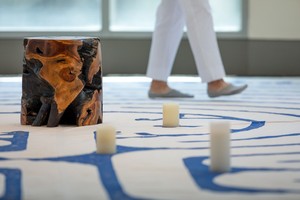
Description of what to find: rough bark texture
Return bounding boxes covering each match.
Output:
[21,37,103,127]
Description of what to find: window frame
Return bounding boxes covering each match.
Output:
[0,0,248,39]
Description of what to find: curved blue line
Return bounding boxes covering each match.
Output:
[0,168,22,200]
[0,112,20,114]
[0,131,29,152]
[31,145,154,200]
[184,156,300,194]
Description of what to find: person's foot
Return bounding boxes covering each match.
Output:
[148,89,194,98]
[207,79,247,98]
[148,80,194,98]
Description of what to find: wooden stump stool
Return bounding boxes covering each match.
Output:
[21,37,103,127]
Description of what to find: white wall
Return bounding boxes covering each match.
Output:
[248,0,300,40]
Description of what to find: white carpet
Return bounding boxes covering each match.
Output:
[0,76,300,200]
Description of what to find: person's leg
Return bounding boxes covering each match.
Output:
[147,0,194,97]
[178,0,225,83]
[179,0,247,97]
[147,0,184,82]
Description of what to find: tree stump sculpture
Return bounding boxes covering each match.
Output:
[21,37,103,127]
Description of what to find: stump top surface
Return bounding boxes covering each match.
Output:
[25,36,99,41]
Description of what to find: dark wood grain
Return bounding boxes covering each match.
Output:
[21,37,103,127]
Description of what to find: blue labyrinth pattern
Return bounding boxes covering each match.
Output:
[0,76,300,200]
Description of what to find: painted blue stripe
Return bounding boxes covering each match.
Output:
[182,132,300,143]
[0,131,29,152]
[124,104,300,110]
[0,112,20,114]
[184,156,300,194]
[31,146,154,200]
[0,168,22,200]
[1,130,300,199]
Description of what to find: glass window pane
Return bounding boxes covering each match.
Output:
[109,0,242,32]
[210,0,242,32]
[110,0,160,32]
[0,0,102,32]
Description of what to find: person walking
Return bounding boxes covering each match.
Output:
[146,0,247,98]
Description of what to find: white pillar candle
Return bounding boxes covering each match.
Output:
[96,124,116,154]
[209,121,231,173]
[163,102,179,127]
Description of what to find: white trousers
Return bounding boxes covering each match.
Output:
[146,0,226,83]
